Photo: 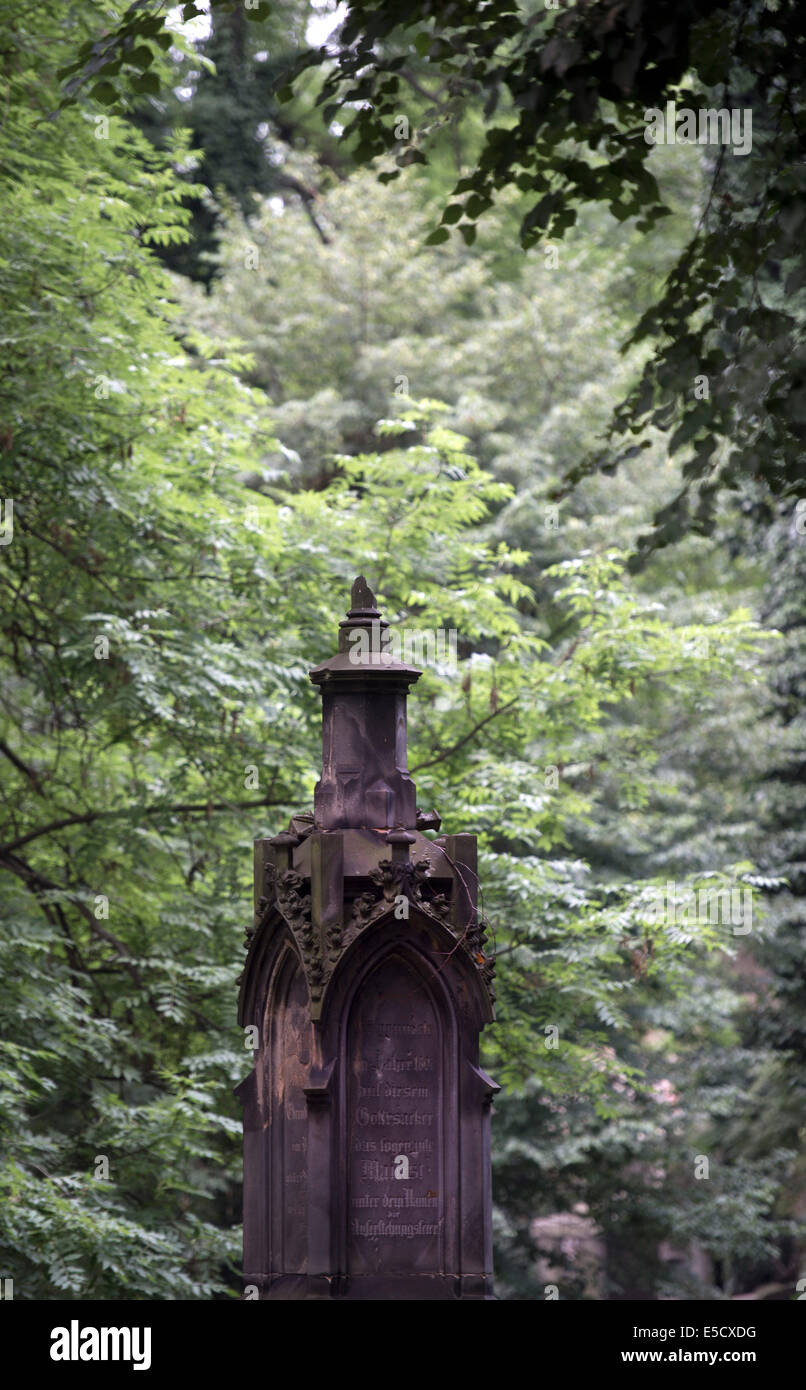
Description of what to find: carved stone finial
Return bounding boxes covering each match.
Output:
[331,575,389,657]
[349,575,378,615]
[309,578,421,830]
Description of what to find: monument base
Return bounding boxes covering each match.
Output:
[248,1274,495,1300]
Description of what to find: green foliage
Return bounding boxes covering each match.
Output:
[281,0,806,551]
[173,159,704,594]
[1,0,802,1305]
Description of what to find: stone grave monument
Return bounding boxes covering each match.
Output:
[237,578,498,1299]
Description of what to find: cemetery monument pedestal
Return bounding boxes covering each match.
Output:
[236,578,498,1299]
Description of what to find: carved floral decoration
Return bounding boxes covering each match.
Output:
[244,854,494,1013]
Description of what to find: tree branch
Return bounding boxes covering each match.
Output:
[410,695,521,773]
[0,737,45,794]
[0,793,296,857]
[0,848,143,985]
[273,172,331,244]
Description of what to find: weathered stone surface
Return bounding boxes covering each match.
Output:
[236,580,498,1299]
[347,952,443,1275]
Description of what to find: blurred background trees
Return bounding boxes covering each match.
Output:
[0,0,803,1299]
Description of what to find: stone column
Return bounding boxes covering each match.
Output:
[237,578,498,1299]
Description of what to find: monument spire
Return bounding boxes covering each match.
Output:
[309,576,421,832]
[237,576,497,1299]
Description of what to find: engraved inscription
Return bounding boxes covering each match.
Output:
[347,955,443,1274]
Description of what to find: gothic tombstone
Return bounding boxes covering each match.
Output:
[236,578,498,1299]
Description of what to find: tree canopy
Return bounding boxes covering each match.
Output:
[1,0,804,1302]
